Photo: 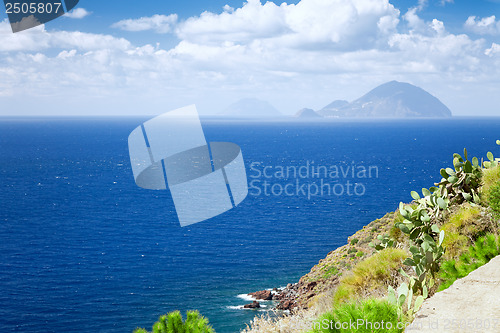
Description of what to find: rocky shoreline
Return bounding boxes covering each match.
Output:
[245,211,403,312]
[243,284,300,311]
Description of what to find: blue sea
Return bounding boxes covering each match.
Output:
[1,117,499,332]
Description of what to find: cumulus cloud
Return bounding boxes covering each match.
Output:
[175,0,400,50]
[465,15,500,35]
[486,43,500,56]
[112,14,178,33]
[64,8,91,19]
[0,20,131,52]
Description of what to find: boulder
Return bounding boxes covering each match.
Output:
[277,300,296,311]
[248,290,273,300]
[243,301,261,309]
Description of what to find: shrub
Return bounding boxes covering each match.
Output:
[480,166,500,198]
[350,238,359,245]
[438,233,500,291]
[333,248,407,304]
[487,182,500,219]
[441,205,482,260]
[481,154,500,218]
[310,298,404,333]
[134,310,215,333]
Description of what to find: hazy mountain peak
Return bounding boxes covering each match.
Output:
[220,98,282,118]
[319,81,452,118]
[294,108,321,118]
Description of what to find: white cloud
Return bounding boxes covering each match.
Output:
[57,49,77,59]
[175,0,400,50]
[486,43,500,56]
[0,20,131,52]
[112,14,178,33]
[404,7,428,32]
[465,15,500,35]
[64,8,91,19]
[417,0,428,11]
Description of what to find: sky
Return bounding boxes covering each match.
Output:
[0,0,499,116]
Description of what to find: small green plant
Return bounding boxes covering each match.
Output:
[348,247,357,253]
[482,141,500,169]
[369,234,395,251]
[387,277,426,321]
[438,233,500,291]
[321,264,339,279]
[350,238,359,245]
[310,298,404,333]
[134,310,215,333]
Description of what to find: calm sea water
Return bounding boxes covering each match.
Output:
[1,117,499,332]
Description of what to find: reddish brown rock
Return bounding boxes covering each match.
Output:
[243,301,261,309]
[276,300,296,311]
[248,290,273,300]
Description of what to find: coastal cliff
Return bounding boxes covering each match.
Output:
[243,145,500,333]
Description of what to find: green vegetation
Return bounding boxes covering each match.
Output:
[333,248,407,304]
[321,264,339,280]
[480,166,500,197]
[481,164,500,218]
[438,233,500,291]
[310,299,404,333]
[488,182,500,219]
[389,146,498,317]
[134,311,214,333]
[441,205,484,260]
[435,148,483,204]
[383,143,500,321]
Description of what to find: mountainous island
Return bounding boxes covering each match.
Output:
[313,80,452,118]
[222,81,452,119]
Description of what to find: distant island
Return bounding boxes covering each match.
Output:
[220,98,282,118]
[312,81,452,118]
[222,81,452,119]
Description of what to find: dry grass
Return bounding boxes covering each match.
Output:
[480,165,500,200]
[441,204,497,260]
[333,248,408,304]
